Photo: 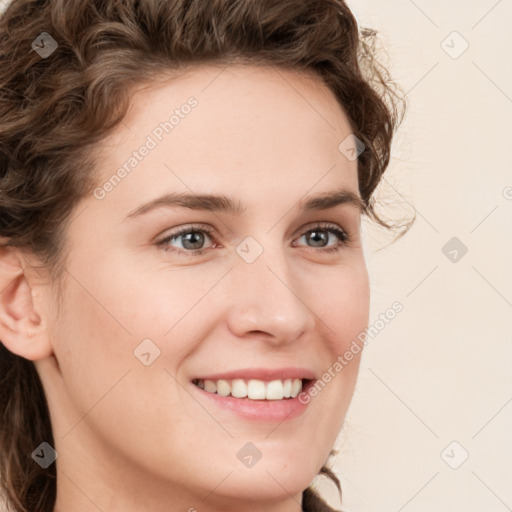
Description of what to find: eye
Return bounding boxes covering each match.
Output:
[156,222,350,256]
[157,224,216,257]
[293,223,349,253]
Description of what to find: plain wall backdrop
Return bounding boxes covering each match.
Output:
[314,1,512,511]
[0,0,511,511]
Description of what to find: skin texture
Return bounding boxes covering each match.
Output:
[0,64,370,512]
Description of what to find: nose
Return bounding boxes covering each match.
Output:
[225,243,315,345]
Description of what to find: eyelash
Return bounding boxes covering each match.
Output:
[156,222,351,257]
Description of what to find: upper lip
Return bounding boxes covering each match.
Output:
[192,367,317,382]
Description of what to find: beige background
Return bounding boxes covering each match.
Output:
[1,0,511,511]
[314,1,512,511]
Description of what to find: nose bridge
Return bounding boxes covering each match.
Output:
[226,236,314,341]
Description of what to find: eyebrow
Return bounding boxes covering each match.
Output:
[125,187,366,220]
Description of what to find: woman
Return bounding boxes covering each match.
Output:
[0,0,411,511]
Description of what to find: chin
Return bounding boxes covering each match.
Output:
[211,469,314,502]
[212,454,318,500]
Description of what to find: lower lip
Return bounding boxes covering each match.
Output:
[190,380,315,422]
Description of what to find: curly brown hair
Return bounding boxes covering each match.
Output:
[0,0,412,511]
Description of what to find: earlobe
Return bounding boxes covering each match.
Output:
[0,246,53,361]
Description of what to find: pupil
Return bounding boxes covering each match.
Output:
[309,230,327,247]
[183,231,204,249]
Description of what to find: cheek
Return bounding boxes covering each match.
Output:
[49,277,135,418]
[50,256,220,421]
[50,271,206,479]
[306,263,369,423]
[55,246,369,384]
[315,261,370,354]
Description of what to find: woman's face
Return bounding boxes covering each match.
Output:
[36,64,370,510]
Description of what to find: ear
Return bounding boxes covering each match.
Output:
[0,244,53,361]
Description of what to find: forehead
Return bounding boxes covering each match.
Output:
[114,62,353,149]
[90,63,360,218]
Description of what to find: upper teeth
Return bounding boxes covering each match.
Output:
[195,378,303,400]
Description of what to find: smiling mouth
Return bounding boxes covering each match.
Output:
[192,378,312,400]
